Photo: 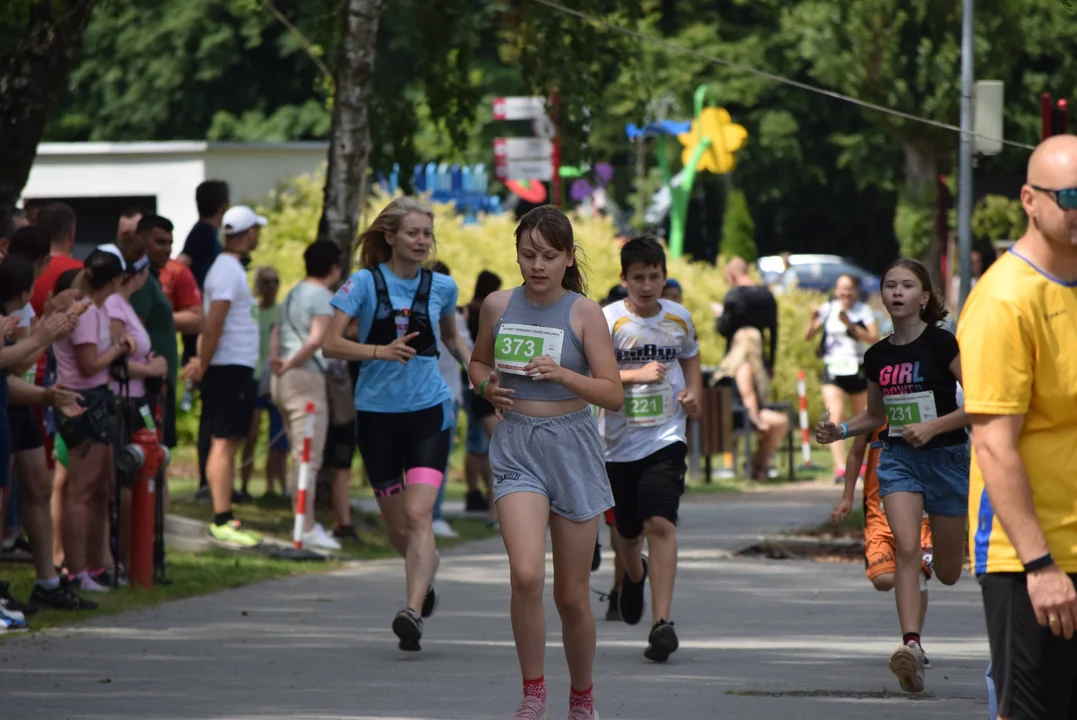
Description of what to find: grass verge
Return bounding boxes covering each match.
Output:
[167,476,500,561]
[0,550,330,634]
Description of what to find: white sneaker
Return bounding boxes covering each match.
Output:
[302,522,342,551]
[889,641,926,693]
[432,518,459,538]
[0,604,28,632]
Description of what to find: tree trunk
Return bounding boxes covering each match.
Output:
[317,0,388,276]
[896,141,946,290]
[0,0,99,206]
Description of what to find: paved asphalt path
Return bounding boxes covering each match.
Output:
[1,484,991,719]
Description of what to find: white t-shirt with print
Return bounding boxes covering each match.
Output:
[818,300,875,376]
[13,303,34,329]
[603,299,700,463]
[203,253,259,368]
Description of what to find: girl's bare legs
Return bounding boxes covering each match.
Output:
[498,492,551,683]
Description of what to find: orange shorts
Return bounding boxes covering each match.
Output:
[864,511,933,582]
[604,508,616,526]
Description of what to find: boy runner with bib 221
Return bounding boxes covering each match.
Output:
[602,235,701,662]
[816,258,969,695]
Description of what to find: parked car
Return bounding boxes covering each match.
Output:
[757,254,881,297]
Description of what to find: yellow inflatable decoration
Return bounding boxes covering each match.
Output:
[677,106,748,175]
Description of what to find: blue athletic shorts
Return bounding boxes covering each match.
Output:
[877,440,970,517]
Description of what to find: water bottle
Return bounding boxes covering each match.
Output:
[180,380,194,412]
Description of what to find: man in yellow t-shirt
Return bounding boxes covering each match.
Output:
[959,134,1077,719]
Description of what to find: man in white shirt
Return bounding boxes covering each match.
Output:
[181,206,265,548]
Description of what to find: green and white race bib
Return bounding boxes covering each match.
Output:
[825,356,859,377]
[624,382,675,427]
[494,324,564,376]
[884,391,938,437]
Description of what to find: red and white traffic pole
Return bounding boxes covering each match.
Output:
[797,370,812,467]
[292,402,315,549]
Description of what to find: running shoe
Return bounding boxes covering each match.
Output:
[208,520,263,548]
[422,552,441,618]
[510,697,549,719]
[567,708,598,719]
[92,566,129,589]
[591,540,601,572]
[26,582,98,612]
[0,603,28,632]
[604,589,622,622]
[921,551,935,581]
[392,608,423,651]
[194,485,212,503]
[234,489,254,504]
[465,489,489,512]
[644,620,679,663]
[1,535,33,562]
[302,522,342,551]
[333,524,361,544]
[0,581,29,615]
[889,641,926,693]
[72,570,110,593]
[432,518,459,539]
[618,556,648,626]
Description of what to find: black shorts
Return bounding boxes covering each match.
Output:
[469,391,497,420]
[356,400,453,498]
[56,385,117,451]
[201,365,256,441]
[7,403,43,452]
[821,366,868,395]
[605,441,687,539]
[323,420,356,470]
[982,572,1077,719]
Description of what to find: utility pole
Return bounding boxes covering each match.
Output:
[956,0,974,318]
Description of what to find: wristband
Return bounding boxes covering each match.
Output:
[479,379,489,398]
[1024,552,1055,574]
[839,422,850,440]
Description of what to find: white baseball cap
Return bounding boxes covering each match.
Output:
[96,243,127,271]
[221,205,268,235]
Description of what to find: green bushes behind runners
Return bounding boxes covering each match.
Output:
[244,171,827,420]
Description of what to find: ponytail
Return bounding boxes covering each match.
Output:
[920,290,949,326]
[562,251,588,296]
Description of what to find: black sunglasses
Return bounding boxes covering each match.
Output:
[1031,185,1077,211]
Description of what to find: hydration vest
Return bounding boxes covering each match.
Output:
[363,266,439,358]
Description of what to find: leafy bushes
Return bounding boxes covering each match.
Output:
[248,171,828,420]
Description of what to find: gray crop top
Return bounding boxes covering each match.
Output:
[493,287,590,401]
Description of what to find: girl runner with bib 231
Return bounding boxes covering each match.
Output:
[469,206,622,720]
[816,258,969,696]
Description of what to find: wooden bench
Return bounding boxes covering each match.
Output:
[686,385,735,482]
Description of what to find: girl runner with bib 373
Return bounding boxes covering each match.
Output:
[816,258,969,695]
[323,197,471,653]
[470,206,622,720]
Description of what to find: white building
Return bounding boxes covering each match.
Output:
[20,141,328,256]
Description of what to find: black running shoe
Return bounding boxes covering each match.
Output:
[26,582,98,613]
[605,589,622,622]
[465,490,489,512]
[333,525,362,545]
[0,581,28,614]
[618,556,648,626]
[392,608,423,651]
[644,620,679,662]
[591,540,602,572]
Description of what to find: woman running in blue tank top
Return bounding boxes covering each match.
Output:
[323,198,471,653]
[470,206,623,720]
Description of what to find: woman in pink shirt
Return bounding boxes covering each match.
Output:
[52,250,134,592]
[104,263,167,578]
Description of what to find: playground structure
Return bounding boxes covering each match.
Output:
[626,84,748,259]
[376,162,502,223]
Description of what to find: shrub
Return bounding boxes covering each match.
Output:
[246,171,828,421]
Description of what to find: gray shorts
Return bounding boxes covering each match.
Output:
[490,408,614,522]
